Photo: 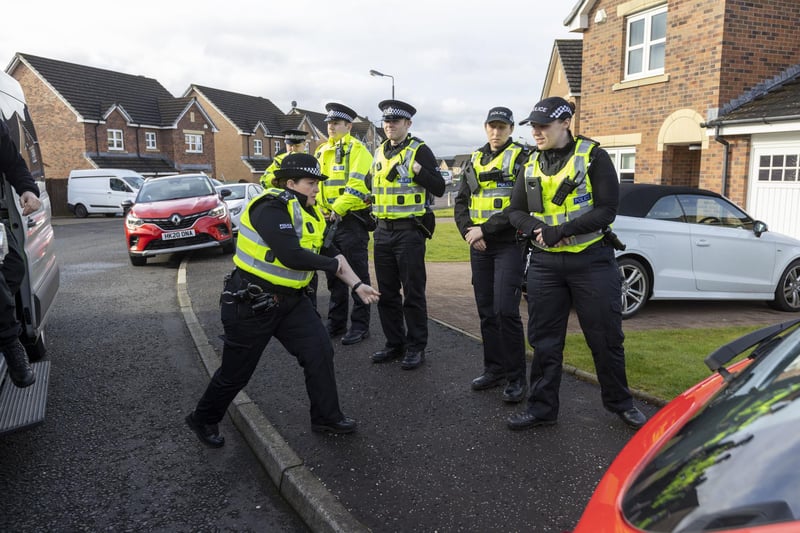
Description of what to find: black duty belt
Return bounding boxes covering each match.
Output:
[376,218,419,231]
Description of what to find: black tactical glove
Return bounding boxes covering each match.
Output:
[541,225,565,247]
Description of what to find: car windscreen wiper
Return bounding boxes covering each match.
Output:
[704,318,800,382]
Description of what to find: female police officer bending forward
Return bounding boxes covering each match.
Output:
[186,153,380,447]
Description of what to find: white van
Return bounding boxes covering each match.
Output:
[67,168,145,217]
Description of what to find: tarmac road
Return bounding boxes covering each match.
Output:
[182,244,791,532]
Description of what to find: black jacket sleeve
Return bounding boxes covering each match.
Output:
[0,121,40,198]
[506,159,542,237]
[453,172,473,238]
[412,144,446,197]
[250,198,339,275]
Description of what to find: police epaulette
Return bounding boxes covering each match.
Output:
[576,134,600,147]
[277,190,294,204]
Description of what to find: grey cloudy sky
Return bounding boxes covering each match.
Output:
[2,0,578,156]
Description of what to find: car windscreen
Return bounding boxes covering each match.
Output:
[621,324,800,531]
[124,176,144,190]
[220,186,246,200]
[138,176,213,202]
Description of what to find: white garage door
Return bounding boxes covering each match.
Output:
[748,138,800,240]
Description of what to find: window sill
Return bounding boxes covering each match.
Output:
[612,73,669,91]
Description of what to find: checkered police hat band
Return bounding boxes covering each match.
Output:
[383,107,412,119]
[550,104,572,119]
[296,166,322,177]
[326,110,353,122]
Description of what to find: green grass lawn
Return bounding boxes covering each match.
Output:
[422,214,764,402]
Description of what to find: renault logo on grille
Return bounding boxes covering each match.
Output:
[170,214,183,225]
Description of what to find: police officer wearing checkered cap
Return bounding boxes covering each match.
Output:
[314,103,375,345]
[370,99,446,370]
[186,153,380,446]
[504,96,647,431]
[454,107,530,403]
[260,129,309,188]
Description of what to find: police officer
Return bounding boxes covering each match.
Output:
[186,153,380,447]
[315,103,374,345]
[260,129,308,188]
[455,107,529,403]
[505,96,647,431]
[0,119,42,388]
[370,100,445,370]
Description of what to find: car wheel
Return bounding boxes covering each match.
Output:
[221,240,235,255]
[130,255,147,267]
[618,257,650,319]
[74,204,88,218]
[768,259,800,312]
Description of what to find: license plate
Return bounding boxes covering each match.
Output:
[162,229,196,240]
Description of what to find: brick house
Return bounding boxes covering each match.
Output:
[7,53,217,215]
[185,85,312,183]
[542,0,800,238]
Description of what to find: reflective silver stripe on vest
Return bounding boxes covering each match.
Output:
[501,149,514,174]
[234,249,310,281]
[373,204,422,214]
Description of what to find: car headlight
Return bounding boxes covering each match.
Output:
[126,213,143,229]
[230,206,242,216]
[209,203,227,218]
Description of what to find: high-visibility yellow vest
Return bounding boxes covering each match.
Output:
[468,142,525,223]
[314,133,372,215]
[371,137,426,219]
[522,138,603,253]
[233,188,326,288]
[260,152,289,188]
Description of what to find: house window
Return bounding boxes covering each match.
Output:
[606,147,636,183]
[625,5,667,80]
[758,154,800,182]
[145,131,157,150]
[274,140,282,153]
[185,133,203,153]
[107,129,124,151]
[254,139,263,156]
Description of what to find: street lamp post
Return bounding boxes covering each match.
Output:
[369,69,395,99]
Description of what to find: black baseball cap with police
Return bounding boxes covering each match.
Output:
[485,106,514,125]
[273,153,329,182]
[518,96,574,126]
[282,129,308,145]
[379,99,416,120]
[324,102,357,123]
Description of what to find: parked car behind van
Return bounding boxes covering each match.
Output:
[67,168,145,217]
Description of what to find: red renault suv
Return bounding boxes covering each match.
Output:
[123,173,234,266]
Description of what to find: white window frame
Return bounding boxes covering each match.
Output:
[624,5,667,81]
[185,133,203,153]
[145,131,157,150]
[606,147,636,183]
[274,140,281,153]
[107,129,124,151]
[254,139,263,156]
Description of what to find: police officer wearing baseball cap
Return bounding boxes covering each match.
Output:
[260,129,309,188]
[505,96,647,431]
[314,102,375,345]
[370,99,445,370]
[454,107,530,403]
[186,153,380,446]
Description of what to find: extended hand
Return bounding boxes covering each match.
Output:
[355,283,380,304]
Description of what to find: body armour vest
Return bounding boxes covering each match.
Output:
[233,188,326,288]
[315,133,370,210]
[371,137,426,219]
[469,142,525,224]
[523,138,603,253]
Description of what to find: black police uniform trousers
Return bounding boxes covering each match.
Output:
[373,223,428,352]
[470,240,526,381]
[525,242,633,420]
[193,269,344,426]
[0,230,26,345]
[325,215,371,333]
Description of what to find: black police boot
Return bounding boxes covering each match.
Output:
[502,378,527,403]
[2,339,35,388]
[185,412,225,448]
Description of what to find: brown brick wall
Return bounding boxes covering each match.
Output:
[189,91,251,182]
[172,104,215,175]
[577,0,800,208]
[13,65,88,180]
[719,0,800,105]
